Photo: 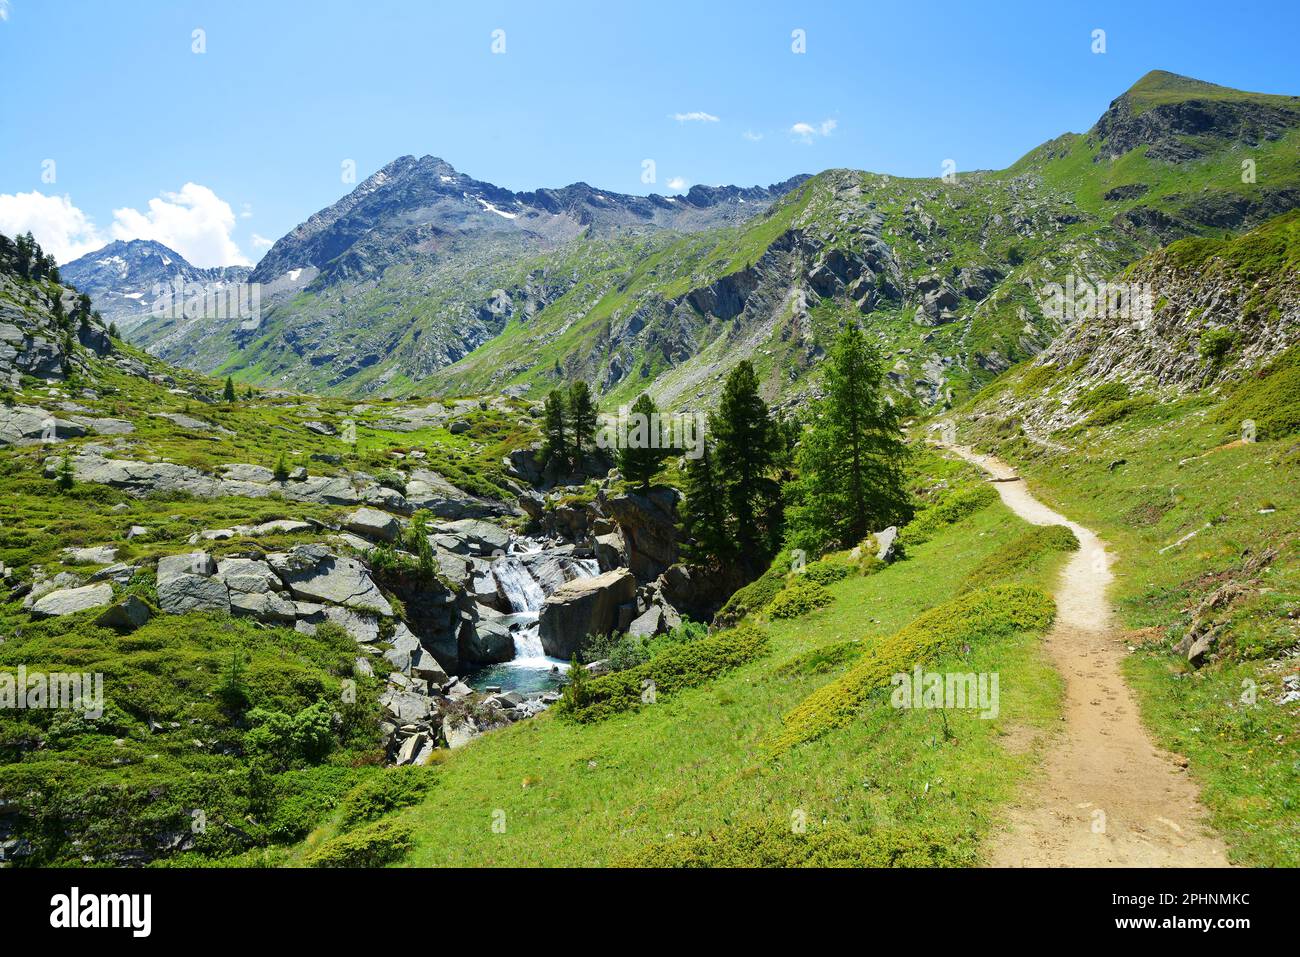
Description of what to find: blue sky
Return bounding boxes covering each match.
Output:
[2,0,1298,267]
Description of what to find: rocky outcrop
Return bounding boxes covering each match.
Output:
[601,486,681,581]
[538,567,637,658]
[268,544,393,616]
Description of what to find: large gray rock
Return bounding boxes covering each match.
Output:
[229,590,297,622]
[61,545,118,565]
[157,551,216,581]
[220,463,275,482]
[460,616,515,665]
[31,583,114,618]
[405,470,498,519]
[627,604,664,638]
[433,518,511,556]
[603,487,681,581]
[343,506,401,543]
[95,595,152,631]
[157,574,231,615]
[216,557,282,594]
[268,544,393,616]
[539,568,637,658]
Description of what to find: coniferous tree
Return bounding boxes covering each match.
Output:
[223,376,237,403]
[785,321,912,554]
[680,438,733,565]
[567,380,597,468]
[540,388,569,470]
[56,452,75,492]
[711,361,783,573]
[617,392,671,491]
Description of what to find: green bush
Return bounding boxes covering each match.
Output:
[337,767,435,831]
[1072,381,1130,412]
[898,482,997,547]
[303,818,414,868]
[774,639,867,678]
[766,578,835,620]
[617,820,970,867]
[583,620,708,671]
[960,524,1079,592]
[1199,327,1238,365]
[801,556,852,586]
[712,551,793,628]
[557,622,770,723]
[767,584,1055,754]
[1079,396,1155,429]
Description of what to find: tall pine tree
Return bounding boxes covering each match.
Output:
[711,361,783,573]
[541,388,569,471]
[617,392,671,491]
[786,321,912,554]
[679,438,733,565]
[567,380,597,468]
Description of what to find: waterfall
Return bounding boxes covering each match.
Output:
[494,557,545,614]
[490,539,601,664]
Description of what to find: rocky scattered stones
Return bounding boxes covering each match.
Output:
[268,544,393,616]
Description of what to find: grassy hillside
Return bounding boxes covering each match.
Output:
[0,325,540,865]
[271,455,1073,867]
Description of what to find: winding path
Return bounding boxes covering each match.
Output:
[946,445,1231,867]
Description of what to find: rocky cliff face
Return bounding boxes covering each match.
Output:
[972,210,1300,434]
[0,274,114,387]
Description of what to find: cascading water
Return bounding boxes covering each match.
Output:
[492,556,547,658]
[470,535,602,690]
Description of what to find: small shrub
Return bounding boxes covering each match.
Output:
[767,584,1055,754]
[766,578,835,620]
[337,767,435,830]
[960,524,1079,592]
[1199,327,1237,366]
[557,622,770,723]
[1072,381,1130,412]
[617,820,969,867]
[303,818,414,868]
[801,557,852,586]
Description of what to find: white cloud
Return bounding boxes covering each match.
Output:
[250,233,274,250]
[0,1,10,23]
[0,191,104,263]
[240,202,253,219]
[666,177,688,191]
[110,183,250,267]
[742,130,763,142]
[671,111,719,123]
[0,183,253,266]
[790,118,837,143]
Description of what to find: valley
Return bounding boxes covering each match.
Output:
[0,66,1296,875]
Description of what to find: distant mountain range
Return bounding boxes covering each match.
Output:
[84,70,1300,408]
[62,240,251,334]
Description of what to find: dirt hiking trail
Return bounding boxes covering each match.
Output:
[947,445,1231,867]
